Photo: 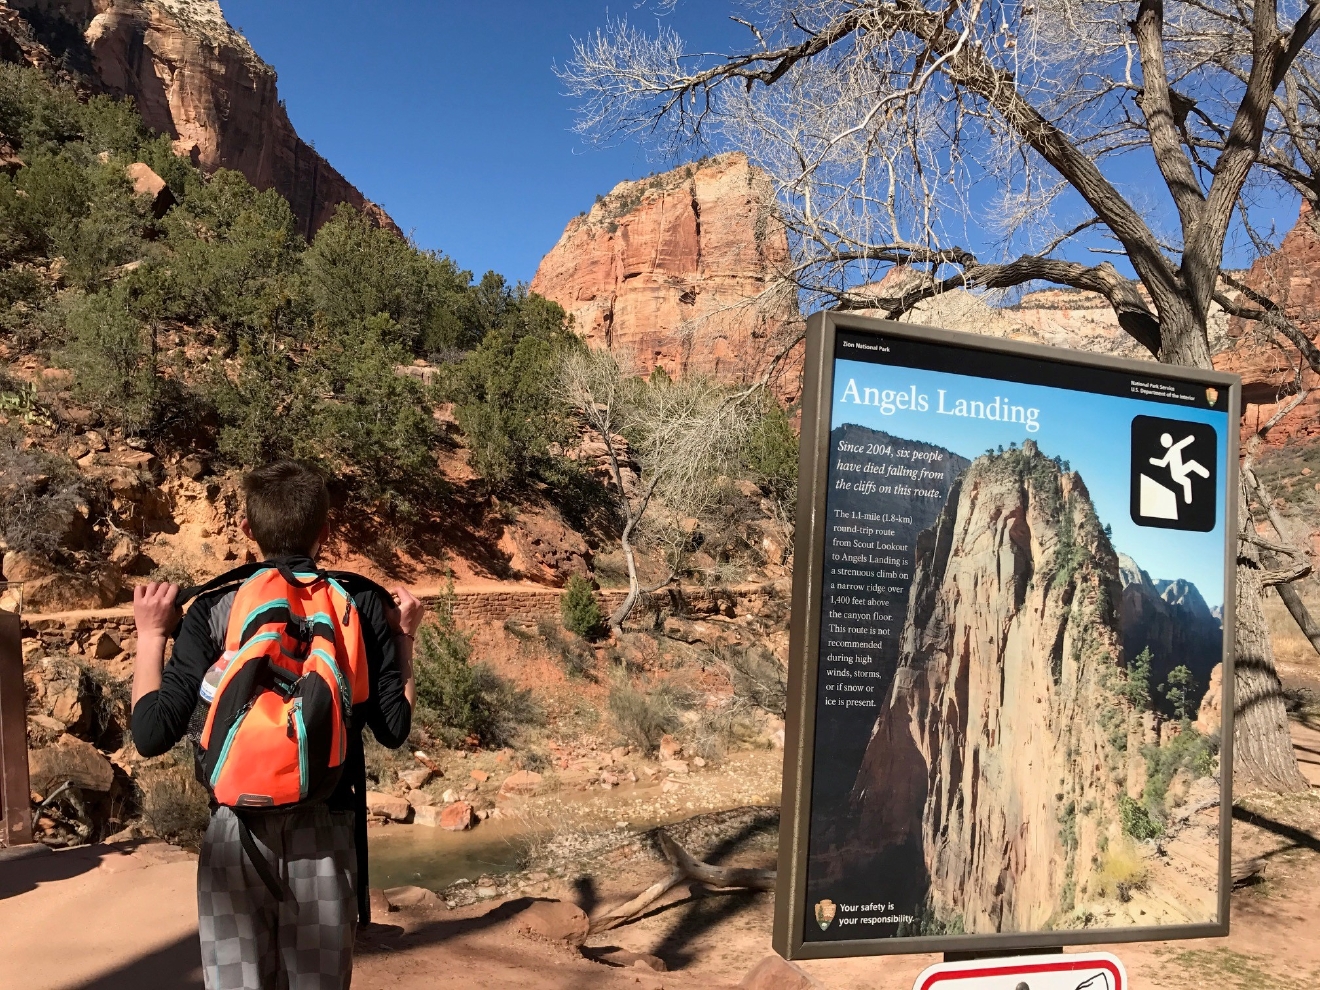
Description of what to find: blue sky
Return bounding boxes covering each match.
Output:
[831,359,1231,607]
[220,2,1301,290]
[220,1,744,284]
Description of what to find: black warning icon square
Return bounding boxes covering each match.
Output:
[1130,415,1217,532]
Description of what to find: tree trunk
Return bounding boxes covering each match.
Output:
[1156,298,1306,792]
[1232,483,1310,793]
[609,518,642,636]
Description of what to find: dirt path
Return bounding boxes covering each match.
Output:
[3,749,1316,990]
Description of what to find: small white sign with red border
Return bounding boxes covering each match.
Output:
[912,952,1127,990]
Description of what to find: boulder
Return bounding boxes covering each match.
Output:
[739,954,822,990]
[29,566,122,612]
[591,947,667,972]
[28,734,114,795]
[437,801,477,831]
[383,885,440,910]
[126,162,176,218]
[369,888,394,917]
[661,760,689,776]
[658,734,683,761]
[397,767,431,790]
[365,791,411,822]
[470,768,489,783]
[514,899,590,946]
[411,805,445,827]
[24,657,96,735]
[409,790,435,808]
[92,630,122,660]
[178,453,209,480]
[3,550,54,584]
[441,789,459,803]
[498,770,542,799]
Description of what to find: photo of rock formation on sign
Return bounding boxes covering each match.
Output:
[809,438,1224,937]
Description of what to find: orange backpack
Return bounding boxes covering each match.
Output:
[196,565,369,809]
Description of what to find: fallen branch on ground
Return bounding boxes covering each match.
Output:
[587,832,776,934]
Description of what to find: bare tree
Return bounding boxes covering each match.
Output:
[562,0,1320,790]
[559,348,753,633]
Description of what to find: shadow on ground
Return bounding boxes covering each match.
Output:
[65,933,204,990]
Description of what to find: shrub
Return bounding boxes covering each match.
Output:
[1141,724,1217,811]
[60,284,159,432]
[301,317,437,513]
[0,433,85,556]
[303,204,473,352]
[742,400,798,499]
[1092,837,1150,902]
[140,762,211,850]
[1119,646,1153,710]
[607,678,689,753]
[1119,793,1163,841]
[413,581,541,747]
[718,642,787,716]
[444,308,580,488]
[536,617,595,678]
[560,575,604,640]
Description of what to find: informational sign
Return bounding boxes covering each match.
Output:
[773,313,1238,959]
[912,952,1127,990]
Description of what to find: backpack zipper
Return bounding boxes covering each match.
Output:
[292,698,309,801]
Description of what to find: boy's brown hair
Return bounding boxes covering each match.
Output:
[241,460,329,557]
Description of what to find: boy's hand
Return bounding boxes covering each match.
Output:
[388,587,424,638]
[133,581,181,643]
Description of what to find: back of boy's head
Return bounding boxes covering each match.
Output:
[241,460,329,558]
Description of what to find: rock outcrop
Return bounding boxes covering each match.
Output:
[1219,205,1320,449]
[848,442,1134,932]
[1117,554,1222,715]
[531,153,801,401]
[2,0,394,237]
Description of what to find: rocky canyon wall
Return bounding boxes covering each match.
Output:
[2,0,394,238]
[1218,205,1320,450]
[850,442,1134,932]
[531,153,801,401]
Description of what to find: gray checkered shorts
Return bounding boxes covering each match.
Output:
[197,805,356,990]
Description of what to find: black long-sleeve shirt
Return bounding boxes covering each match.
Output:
[131,558,412,811]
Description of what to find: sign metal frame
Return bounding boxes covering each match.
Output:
[773,311,1240,960]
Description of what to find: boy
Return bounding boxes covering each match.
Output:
[131,460,422,990]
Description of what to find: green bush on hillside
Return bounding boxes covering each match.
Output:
[0,62,577,512]
[560,575,604,639]
[60,283,158,431]
[413,581,542,747]
[445,311,580,487]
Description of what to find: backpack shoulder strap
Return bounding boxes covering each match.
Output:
[170,562,273,640]
[324,571,395,611]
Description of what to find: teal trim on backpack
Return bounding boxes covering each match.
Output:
[293,699,308,800]
[241,598,292,628]
[209,705,252,789]
[310,648,352,714]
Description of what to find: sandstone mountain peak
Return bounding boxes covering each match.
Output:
[531,152,801,400]
[1,0,395,238]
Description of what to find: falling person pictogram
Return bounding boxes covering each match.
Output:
[1148,432,1209,503]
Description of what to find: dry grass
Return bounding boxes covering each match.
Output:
[139,761,211,850]
[1264,581,1320,673]
[1090,836,1150,902]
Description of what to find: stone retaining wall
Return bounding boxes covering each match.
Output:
[18,582,789,650]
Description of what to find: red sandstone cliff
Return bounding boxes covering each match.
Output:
[1217,205,1320,449]
[531,153,801,401]
[2,0,394,238]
